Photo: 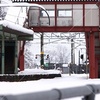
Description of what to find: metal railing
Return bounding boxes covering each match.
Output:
[0,84,100,100]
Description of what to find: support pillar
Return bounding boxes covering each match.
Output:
[15,37,18,74]
[1,32,4,74]
[89,32,96,78]
[20,54,24,71]
[19,41,25,71]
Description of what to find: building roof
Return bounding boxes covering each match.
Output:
[0,20,34,40]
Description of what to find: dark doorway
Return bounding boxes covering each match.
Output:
[0,41,15,74]
[5,41,15,74]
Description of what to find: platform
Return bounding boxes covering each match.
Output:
[0,69,61,82]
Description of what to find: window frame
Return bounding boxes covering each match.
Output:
[40,9,55,17]
[57,9,72,17]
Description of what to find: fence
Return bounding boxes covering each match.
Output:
[0,84,100,100]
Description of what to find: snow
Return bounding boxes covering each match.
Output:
[0,69,100,100]
[0,20,34,35]
[0,1,99,100]
[62,64,68,67]
[18,69,61,75]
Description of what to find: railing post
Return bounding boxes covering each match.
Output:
[82,93,95,100]
[82,85,96,100]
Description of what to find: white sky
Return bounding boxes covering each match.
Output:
[0,69,100,100]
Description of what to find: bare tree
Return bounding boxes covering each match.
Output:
[45,45,70,64]
[0,0,10,20]
[55,45,70,63]
[24,41,35,69]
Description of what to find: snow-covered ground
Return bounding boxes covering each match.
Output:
[0,69,100,100]
[18,69,61,75]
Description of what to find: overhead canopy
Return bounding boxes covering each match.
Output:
[0,20,34,40]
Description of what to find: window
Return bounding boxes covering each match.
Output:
[58,10,72,17]
[40,10,55,17]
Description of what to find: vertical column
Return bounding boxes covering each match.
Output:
[85,33,89,73]
[15,37,18,74]
[1,32,4,74]
[20,41,25,71]
[83,4,85,26]
[55,4,57,27]
[71,39,75,64]
[20,54,24,71]
[89,32,96,78]
[40,33,44,68]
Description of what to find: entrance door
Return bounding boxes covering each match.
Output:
[5,41,15,74]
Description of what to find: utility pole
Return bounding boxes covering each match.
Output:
[69,39,75,75]
[71,39,75,64]
[40,33,44,68]
[78,50,80,65]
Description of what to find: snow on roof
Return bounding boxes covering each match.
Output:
[0,20,34,35]
[0,2,48,35]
